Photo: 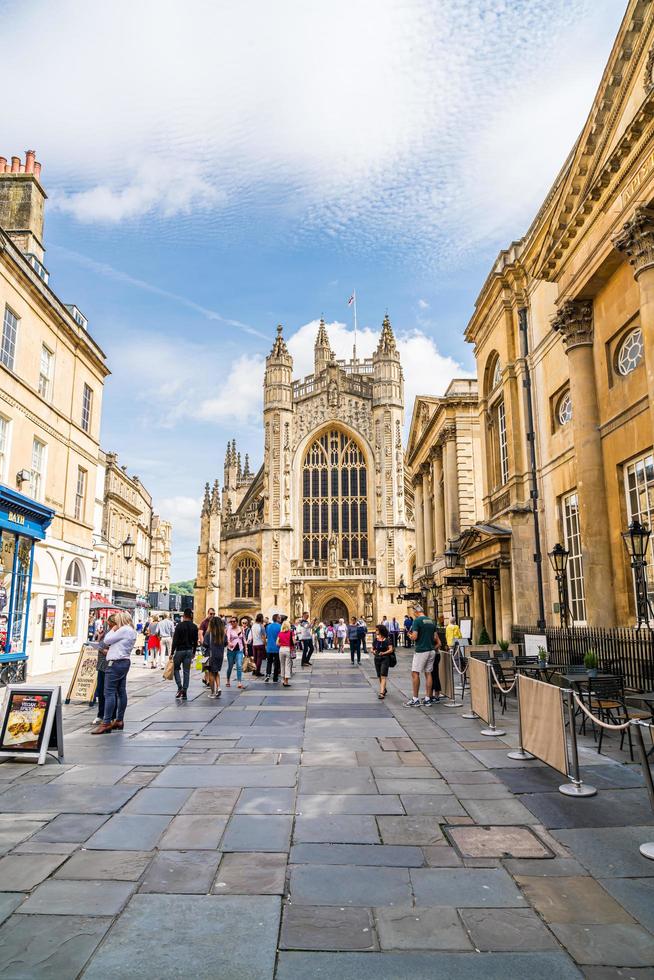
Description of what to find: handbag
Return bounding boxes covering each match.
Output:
[242,655,255,673]
[162,658,174,681]
[194,652,204,671]
[389,651,397,668]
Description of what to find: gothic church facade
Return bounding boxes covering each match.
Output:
[195,317,414,624]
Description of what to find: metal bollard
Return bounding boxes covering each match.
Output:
[508,673,535,761]
[480,662,506,738]
[559,688,597,797]
[442,651,463,708]
[633,721,654,861]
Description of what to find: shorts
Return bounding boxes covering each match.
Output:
[375,655,391,678]
[412,649,435,673]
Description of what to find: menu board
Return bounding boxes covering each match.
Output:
[0,689,52,754]
[65,644,98,705]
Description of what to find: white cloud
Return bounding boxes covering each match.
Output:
[418,299,430,310]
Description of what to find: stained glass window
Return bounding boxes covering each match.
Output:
[302,429,368,563]
[234,555,261,599]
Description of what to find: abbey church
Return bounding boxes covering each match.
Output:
[195,316,415,624]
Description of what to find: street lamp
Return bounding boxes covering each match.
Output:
[122,534,135,562]
[548,542,570,628]
[622,520,653,628]
[444,541,459,570]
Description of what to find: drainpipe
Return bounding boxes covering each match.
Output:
[518,307,546,630]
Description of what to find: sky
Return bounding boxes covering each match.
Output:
[0,0,626,578]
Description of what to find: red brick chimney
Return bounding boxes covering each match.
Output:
[0,150,46,261]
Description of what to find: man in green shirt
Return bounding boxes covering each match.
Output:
[406,604,440,706]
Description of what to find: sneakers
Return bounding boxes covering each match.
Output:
[264,676,270,683]
[405,697,421,707]
[423,697,431,706]
[431,695,441,703]
[175,689,183,699]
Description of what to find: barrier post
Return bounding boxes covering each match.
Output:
[442,649,463,708]
[480,662,506,737]
[507,673,535,761]
[558,688,597,797]
[460,654,478,719]
[633,721,654,861]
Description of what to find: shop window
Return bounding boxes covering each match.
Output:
[62,559,83,639]
[557,390,572,426]
[1,306,18,371]
[624,452,654,612]
[0,533,32,656]
[562,491,586,624]
[616,327,644,377]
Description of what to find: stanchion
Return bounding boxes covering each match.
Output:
[480,662,506,737]
[633,721,654,861]
[507,673,535,761]
[559,689,597,797]
[442,649,463,708]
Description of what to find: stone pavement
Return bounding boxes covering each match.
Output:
[0,651,653,979]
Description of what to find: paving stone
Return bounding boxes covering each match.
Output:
[55,850,153,881]
[553,827,654,878]
[463,798,541,825]
[301,751,359,766]
[289,864,412,906]
[280,905,377,950]
[447,825,551,859]
[599,877,654,933]
[515,876,632,924]
[140,850,221,893]
[372,767,439,780]
[235,788,296,814]
[17,878,135,916]
[289,843,423,866]
[0,914,112,978]
[460,908,559,951]
[497,765,644,794]
[57,745,178,766]
[298,767,376,795]
[52,764,134,785]
[0,852,68,890]
[82,894,280,979]
[520,789,653,830]
[122,788,193,815]
[180,788,240,814]
[293,815,379,844]
[213,852,286,894]
[503,857,589,877]
[421,846,462,867]
[158,814,227,850]
[581,969,654,979]
[12,841,79,856]
[85,813,172,850]
[550,923,654,967]
[449,782,515,799]
[400,794,467,815]
[274,950,582,979]
[375,905,471,950]
[410,868,527,907]
[221,814,292,852]
[297,795,403,816]
[0,783,138,814]
[376,778,452,795]
[422,752,486,772]
[29,813,110,843]
[0,818,47,851]
[152,764,297,788]
[377,816,444,845]
[379,738,416,751]
[0,894,22,927]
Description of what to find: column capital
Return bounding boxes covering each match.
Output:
[552,299,594,353]
[438,423,457,444]
[429,445,443,462]
[412,473,423,490]
[420,461,431,476]
[613,205,654,278]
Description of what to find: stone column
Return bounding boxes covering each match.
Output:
[614,205,654,440]
[421,464,433,564]
[442,425,460,542]
[499,561,513,642]
[472,577,483,643]
[413,477,425,570]
[553,300,616,626]
[431,447,445,556]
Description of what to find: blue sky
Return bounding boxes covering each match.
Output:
[1,0,625,576]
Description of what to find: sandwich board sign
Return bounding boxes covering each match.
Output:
[0,685,64,765]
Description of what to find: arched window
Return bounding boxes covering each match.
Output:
[557,390,572,426]
[617,327,644,377]
[234,555,260,599]
[302,429,368,563]
[62,559,83,639]
[65,560,83,587]
[492,357,502,390]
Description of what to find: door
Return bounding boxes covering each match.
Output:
[321,597,349,624]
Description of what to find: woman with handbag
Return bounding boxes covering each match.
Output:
[251,613,266,676]
[91,611,136,733]
[277,618,294,687]
[373,622,393,700]
[202,615,225,699]
[225,617,245,688]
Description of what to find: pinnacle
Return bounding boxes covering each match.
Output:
[270,323,289,357]
[377,312,397,354]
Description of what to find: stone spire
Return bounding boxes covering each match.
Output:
[201,482,211,516]
[244,453,251,478]
[230,439,237,465]
[314,316,335,375]
[210,479,220,514]
[376,313,397,355]
[270,323,289,358]
[237,452,242,480]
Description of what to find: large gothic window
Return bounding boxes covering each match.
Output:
[234,555,261,599]
[302,429,368,563]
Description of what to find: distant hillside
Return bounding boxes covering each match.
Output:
[169,579,195,595]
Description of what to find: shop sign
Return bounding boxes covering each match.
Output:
[7,511,25,526]
[65,644,98,705]
[0,685,64,765]
[41,599,56,642]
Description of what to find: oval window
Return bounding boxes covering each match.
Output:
[558,391,572,426]
[617,327,644,377]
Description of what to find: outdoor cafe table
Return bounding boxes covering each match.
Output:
[515,663,560,683]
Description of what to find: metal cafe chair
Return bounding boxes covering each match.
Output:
[588,676,652,761]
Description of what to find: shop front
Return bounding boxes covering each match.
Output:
[0,486,54,680]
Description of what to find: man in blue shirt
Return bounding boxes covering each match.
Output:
[265,614,281,683]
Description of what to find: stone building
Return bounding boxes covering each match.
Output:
[0,150,110,675]
[102,452,153,625]
[195,317,414,623]
[405,379,483,625]
[461,0,654,634]
[150,515,172,594]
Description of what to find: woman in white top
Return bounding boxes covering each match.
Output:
[92,611,136,735]
[335,618,347,653]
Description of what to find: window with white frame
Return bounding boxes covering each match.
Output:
[31,438,46,500]
[38,344,53,399]
[1,306,18,371]
[624,452,654,610]
[81,383,93,433]
[497,400,509,486]
[74,467,87,521]
[562,491,586,624]
[0,416,8,481]
[616,327,644,377]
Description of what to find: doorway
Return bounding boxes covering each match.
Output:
[321,596,349,624]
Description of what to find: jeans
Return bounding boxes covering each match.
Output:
[173,649,193,692]
[318,637,325,652]
[95,668,105,718]
[301,638,314,665]
[431,651,441,695]
[349,637,361,663]
[227,649,244,681]
[103,658,130,723]
[265,652,280,681]
[253,645,266,675]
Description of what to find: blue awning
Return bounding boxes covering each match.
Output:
[0,484,54,540]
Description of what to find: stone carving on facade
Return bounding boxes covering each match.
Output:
[613,205,654,278]
[551,299,594,352]
[363,579,374,620]
[439,423,456,444]
[644,44,654,93]
[419,402,430,433]
[291,580,304,619]
[328,379,339,407]
[328,534,338,572]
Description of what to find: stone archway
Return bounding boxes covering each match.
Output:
[321,596,349,624]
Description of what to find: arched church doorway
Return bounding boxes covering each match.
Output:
[321,597,349,624]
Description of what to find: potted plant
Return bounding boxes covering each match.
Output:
[498,639,510,652]
[584,650,598,677]
[537,645,548,666]
[478,626,491,645]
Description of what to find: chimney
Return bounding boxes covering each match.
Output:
[0,150,47,262]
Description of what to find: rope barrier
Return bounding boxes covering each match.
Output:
[449,650,468,676]
[489,664,518,695]
[571,692,633,731]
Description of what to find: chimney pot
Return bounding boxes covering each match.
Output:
[18,165,25,173]
[10,156,20,173]
[34,161,41,179]
[25,150,35,174]
[0,158,5,172]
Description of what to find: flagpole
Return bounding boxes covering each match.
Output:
[352,289,358,363]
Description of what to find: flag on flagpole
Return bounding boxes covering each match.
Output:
[347,293,355,306]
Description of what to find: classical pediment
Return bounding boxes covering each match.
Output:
[406,396,440,459]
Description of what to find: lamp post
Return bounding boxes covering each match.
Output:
[622,520,653,628]
[444,541,458,571]
[548,543,570,628]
